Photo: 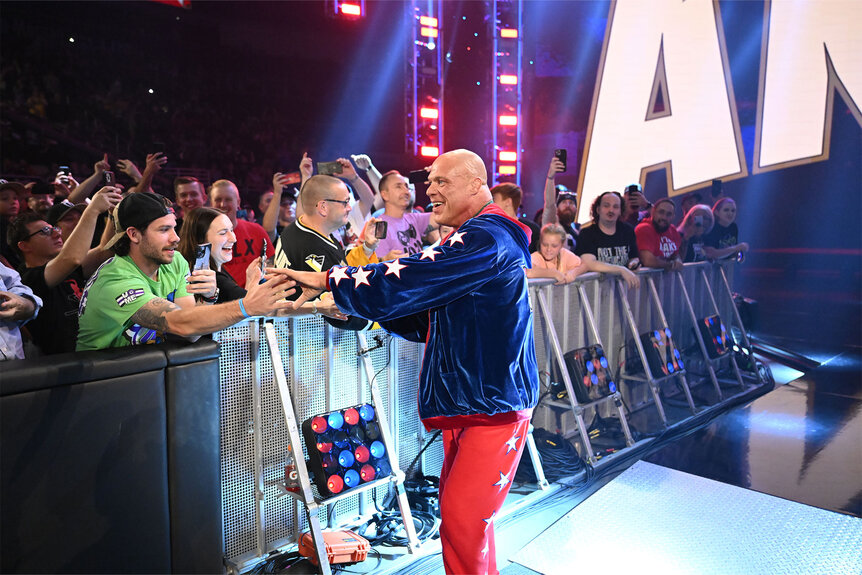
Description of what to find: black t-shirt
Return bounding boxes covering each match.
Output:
[703,222,739,250]
[274,219,346,274]
[561,222,580,251]
[575,221,639,266]
[519,217,541,253]
[216,268,246,303]
[19,264,85,354]
[274,219,369,330]
[682,236,707,263]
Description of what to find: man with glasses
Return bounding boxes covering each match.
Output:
[272,150,538,574]
[8,187,121,354]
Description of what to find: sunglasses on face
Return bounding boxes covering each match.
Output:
[25,225,60,239]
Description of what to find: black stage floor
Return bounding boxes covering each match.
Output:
[645,351,862,518]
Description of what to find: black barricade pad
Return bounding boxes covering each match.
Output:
[0,340,223,574]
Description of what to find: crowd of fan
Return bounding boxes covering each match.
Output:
[0,149,748,361]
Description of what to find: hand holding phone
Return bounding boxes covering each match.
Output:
[554,149,567,172]
[408,169,428,185]
[103,170,116,187]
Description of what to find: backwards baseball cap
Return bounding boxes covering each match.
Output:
[105,192,174,249]
[47,200,87,226]
[555,184,577,206]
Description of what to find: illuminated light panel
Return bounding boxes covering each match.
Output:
[499,115,518,126]
[420,146,439,157]
[499,151,518,162]
[340,2,361,16]
[500,75,518,85]
[419,107,439,119]
[420,26,439,38]
[499,165,517,175]
[419,16,438,27]
[500,29,518,39]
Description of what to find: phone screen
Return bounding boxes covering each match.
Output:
[194,244,211,271]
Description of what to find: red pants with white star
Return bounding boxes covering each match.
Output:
[437,419,530,575]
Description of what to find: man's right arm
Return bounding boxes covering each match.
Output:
[129,274,296,337]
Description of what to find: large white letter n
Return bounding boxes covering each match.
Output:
[577,0,746,223]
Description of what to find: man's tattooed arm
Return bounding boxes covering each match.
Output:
[130,298,181,332]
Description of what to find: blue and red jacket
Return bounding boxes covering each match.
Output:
[325,203,539,429]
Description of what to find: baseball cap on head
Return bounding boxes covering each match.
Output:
[104,192,174,249]
[46,200,86,226]
[0,180,26,196]
[555,184,577,206]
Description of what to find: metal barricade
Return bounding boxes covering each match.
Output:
[214,260,749,571]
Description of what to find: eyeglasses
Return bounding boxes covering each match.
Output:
[25,225,60,239]
[322,198,351,207]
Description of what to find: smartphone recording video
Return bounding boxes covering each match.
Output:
[554,149,567,171]
[317,161,343,176]
[408,169,427,185]
[374,221,388,239]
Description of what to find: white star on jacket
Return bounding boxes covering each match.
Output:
[330,266,350,286]
[352,266,371,287]
[504,435,520,455]
[420,247,440,261]
[384,259,407,278]
[492,471,510,491]
[448,231,466,246]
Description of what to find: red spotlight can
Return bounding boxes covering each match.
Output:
[343,408,360,426]
[354,444,370,463]
[327,474,344,494]
[311,416,328,433]
[360,464,376,481]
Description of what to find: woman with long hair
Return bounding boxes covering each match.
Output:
[703,197,749,260]
[178,207,343,317]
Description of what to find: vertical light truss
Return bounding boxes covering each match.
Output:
[491,0,523,184]
[406,0,443,158]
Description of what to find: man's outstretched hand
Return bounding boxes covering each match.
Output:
[266,268,327,309]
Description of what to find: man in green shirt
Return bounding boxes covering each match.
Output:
[77,192,294,350]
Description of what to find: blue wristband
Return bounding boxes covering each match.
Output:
[238,298,251,319]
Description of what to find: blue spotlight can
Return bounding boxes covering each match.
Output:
[369,440,385,459]
[343,469,360,488]
[332,430,350,448]
[327,412,344,430]
[375,459,392,477]
[338,450,355,468]
[359,404,375,421]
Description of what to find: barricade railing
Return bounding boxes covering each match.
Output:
[213,259,754,571]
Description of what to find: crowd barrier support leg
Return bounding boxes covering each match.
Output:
[646,277,698,414]
[575,283,635,447]
[536,290,598,464]
[356,332,421,552]
[717,264,762,385]
[675,272,724,400]
[698,268,746,389]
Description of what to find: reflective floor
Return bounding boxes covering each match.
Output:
[645,351,862,517]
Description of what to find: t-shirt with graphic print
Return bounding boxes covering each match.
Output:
[375,212,432,259]
[635,218,682,261]
[76,254,190,350]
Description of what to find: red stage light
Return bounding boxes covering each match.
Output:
[419,16,438,27]
[354,444,371,463]
[420,27,439,38]
[419,107,439,119]
[500,29,518,39]
[499,151,517,162]
[327,474,344,494]
[311,416,328,433]
[343,408,360,426]
[420,146,439,157]
[500,75,518,85]
[340,3,362,16]
[499,115,518,126]
[360,464,376,481]
[499,166,517,175]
